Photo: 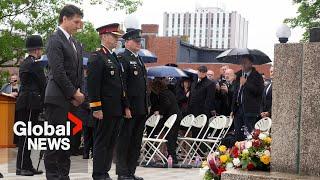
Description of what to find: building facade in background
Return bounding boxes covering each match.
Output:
[163,7,248,49]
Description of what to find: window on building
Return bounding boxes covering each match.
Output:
[222,42,224,48]
[217,13,220,27]
[200,14,202,26]
[178,14,180,27]
[229,13,232,24]
[216,41,219,48]
[223,13,225,26]
[172,17,174,28]
[166,13,169,28]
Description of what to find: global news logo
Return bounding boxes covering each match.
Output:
[13,112,82,151]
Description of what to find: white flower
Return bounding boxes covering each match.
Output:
[215,151,220,156]
[259,133,267,140]
[242,149,249,154]
[199,166,209,176]
[247,135,253,140]
[226,162,234,170]
[232,158,241,166]
[256,151,263,157]
[264,150,271,156]
[245,141,252,149]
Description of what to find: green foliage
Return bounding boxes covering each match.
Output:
[284,0,320,41]
[0,70,10,88]
[74,22,100,52]
[0,0,142,66]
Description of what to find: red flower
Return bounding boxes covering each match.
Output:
[252,139,262,148]
[217,167,226,176]
[247,162,255,171]
[209,159,219,174]
[231,146,239,158]
[252,129,261,139]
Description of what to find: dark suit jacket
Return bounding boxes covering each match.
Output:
[158,89,181,121]
[16,55,47,110]
[261,83,272,115]
[231,68,264,115]
[118,49,148,115]
[87,46,125,117]
[188,76,216,117]
[44,28,83,108]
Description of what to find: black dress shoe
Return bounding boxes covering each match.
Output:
[131,175,143,180]
[31,168,43,175]
[118,175,134,180]
[16,169,34,176]
[0,172,3,178]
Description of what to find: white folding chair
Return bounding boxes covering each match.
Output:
[176,114,195,158]
[141,114,161,155]
[143,114,161,138]
[140,114,177,166]
[208,115,231,140]
[180,114,207,164]
[187,116,227,164]
[255,117,272,132]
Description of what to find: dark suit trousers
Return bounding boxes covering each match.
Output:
[44,104,73,180]
[83,125,94,155]
[92,115,121,179]
[234,105,257,141]
[116,115,146,176]
[16,109,40,170]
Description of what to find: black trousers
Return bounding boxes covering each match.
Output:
[116,115,146,176]
[83,125,94,155]
[166,119,180,161]
[92,115,121,179]
[16,109,40,170]
[70,129,81,154]
[44,104,73,180]
[234,106,257,141]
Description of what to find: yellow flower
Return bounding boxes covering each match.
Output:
[263,137,272,144]
[202,161,208,168]
[220,155,228,164]
[218,145,227,153]
[260,155,270,165]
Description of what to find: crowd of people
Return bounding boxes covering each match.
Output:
[0,4,273,180]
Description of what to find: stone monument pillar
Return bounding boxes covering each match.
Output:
[222,42,320,179]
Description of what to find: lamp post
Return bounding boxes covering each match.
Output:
[276,24,291,43]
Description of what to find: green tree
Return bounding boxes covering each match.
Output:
[74,22,100,52]
[284,0,320,41]
[0,0,142,66]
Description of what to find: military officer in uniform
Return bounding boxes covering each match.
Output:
[116,29,147,180]
[15,35,46,176]
[87,23,126,180]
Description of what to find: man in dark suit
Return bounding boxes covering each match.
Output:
[231,55,264,141]
[260,66,273,118]
[44,5,84,180]
[188,65,216,119]
[188,65,216,154]
[15,35,46,176]
[116,29,147,180]
[87,23,125,180]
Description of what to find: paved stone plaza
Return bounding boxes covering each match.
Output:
[0,148,201,180]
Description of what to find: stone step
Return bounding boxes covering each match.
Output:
[222,169,320,180]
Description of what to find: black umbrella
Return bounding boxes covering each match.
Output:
[216,48,272,65]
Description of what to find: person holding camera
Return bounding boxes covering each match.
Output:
[218,68,236,116]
